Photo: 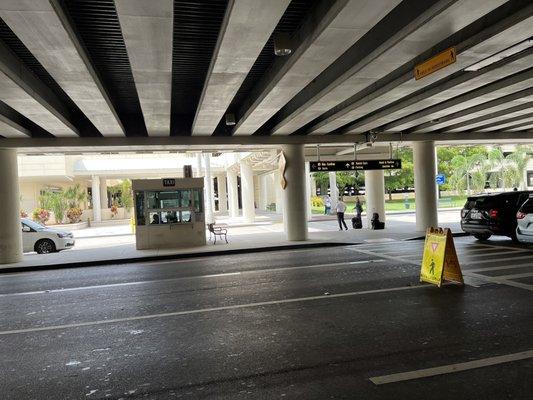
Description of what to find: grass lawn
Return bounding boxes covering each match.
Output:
[311,195,467,214]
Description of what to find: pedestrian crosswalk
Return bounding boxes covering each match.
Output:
[347,239,533,292]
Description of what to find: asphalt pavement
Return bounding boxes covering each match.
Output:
[0,237,531,399]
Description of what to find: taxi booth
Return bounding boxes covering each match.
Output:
[132,178,206,250]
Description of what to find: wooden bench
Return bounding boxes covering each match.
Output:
[207,223,228,244]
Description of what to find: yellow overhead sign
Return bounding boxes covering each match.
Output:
[420,227,463,287]
[415,48,456,80]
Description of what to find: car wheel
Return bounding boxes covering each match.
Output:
[35,239,56,254]
[473,233,491,241]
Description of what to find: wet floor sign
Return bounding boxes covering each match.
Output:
[420,228,463,287]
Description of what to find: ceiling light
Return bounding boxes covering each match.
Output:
[464,38,533,71]
[274,32,292,56]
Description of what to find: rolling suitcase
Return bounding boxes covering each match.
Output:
[351,216,362,229]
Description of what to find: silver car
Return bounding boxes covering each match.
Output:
[516,196,533,244]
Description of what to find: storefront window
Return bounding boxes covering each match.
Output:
[181,189,192,207]
[181,210,191,223]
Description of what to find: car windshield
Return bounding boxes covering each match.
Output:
[22,219,45,231]
[520,199,533,213]
[464,196,498,210]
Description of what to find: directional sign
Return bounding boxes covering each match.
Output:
[415,47,456,80]
[309,159,402,172]
[436,174,446,185]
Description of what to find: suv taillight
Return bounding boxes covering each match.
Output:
[517,211,527,220]
[461,209,467,218]
[489,209,499,219]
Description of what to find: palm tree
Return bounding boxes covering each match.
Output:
[505,145,531,189]
[450,153,485,194]
[64,183,87,209]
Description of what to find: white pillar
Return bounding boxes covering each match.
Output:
[240,160,255,223]
[414,141,438,231]
[305,162,311,220]
[364,170,386,227]
[195,153,203,178]
[217,175,228,213]
[282,144,308,241]
[329,171,338,210]
[99,177,108,209]
[227,169,239,218]
[91,175,101,222]
[0,148,22,264]
[203,153,214,224]
[310,173,317,197]
[274,170,283,214]
[259,174,268,211]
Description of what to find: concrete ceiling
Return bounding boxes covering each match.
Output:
[0,0,532,148]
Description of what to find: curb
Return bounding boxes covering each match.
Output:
[0,242,356,274]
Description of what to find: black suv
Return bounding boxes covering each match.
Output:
[461,191,532,241]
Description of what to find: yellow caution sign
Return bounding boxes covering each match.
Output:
[420,227,463,287]
[415,47,456,80]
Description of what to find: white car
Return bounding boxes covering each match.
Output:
[516,196,533,244]
[21,218,75,254]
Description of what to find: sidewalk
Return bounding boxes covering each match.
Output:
[1,210,463,271]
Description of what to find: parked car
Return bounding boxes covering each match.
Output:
[460,191,532,241]
[516,195,533,244]
[21,218,75,254]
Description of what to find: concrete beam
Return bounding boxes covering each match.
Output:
[342,50,533,134]
[475,114,533,132]
[0,119,27,138]
[259,0,507,135]
[0,0,125,137]
[377,67,533,132]
[115,0,173,136]
[303,1,533,135]
[193,0,290,135]
[0,40,79,137]
[409,87,533,132]
[2,130,533,151]
[231,0,401,135]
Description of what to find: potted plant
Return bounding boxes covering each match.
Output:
[66,207,83,223]
[110,202,119,218]
[32,208,50,225]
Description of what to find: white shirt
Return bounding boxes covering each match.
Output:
[336,202,347,213]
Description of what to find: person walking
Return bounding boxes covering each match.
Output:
[336,198,348,231]
[324,195,332,215]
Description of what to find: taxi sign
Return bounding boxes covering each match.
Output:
[420,227,463,287]
[415,47,456,80]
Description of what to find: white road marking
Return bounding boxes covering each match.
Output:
[0,260,384,297]
[467,262,533,273]
[464,272,533,292]
[483,271,533,280]
[0,284,427,336]
[369,349,533,385]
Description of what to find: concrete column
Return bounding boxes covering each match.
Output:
[310,173,317,197]
[0,148,22,264]
[195,153,203,177]
[329,171,338,210]
[91,175,101,222]
[227,169,239,218]
[274,171,283,214]
[364,170,386,227]
[281,144,308,241]
[414,141,438,231]
[240,160,255,223]
[217,175,228,213]
[203,153,214,224]
[99,177,108,209]
[305,162,311,221]
[259,174,268,211]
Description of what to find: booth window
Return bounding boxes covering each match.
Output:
[138,188,203,225]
